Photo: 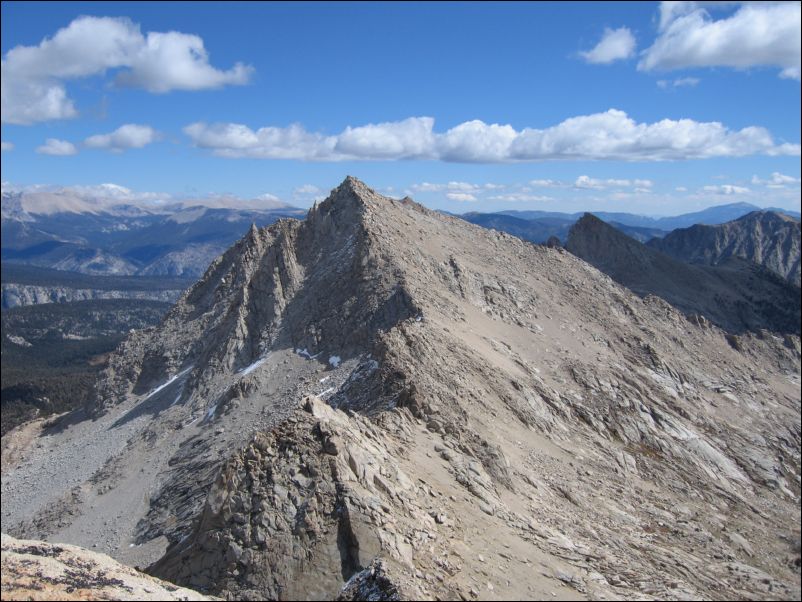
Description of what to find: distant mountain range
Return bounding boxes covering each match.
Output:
[647,211,801,287]
[565,213,800,335]
[461,202,801,245]
[1,190,305,278]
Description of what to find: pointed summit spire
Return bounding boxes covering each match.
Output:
[337,175,371,198]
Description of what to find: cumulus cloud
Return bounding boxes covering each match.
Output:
[580,27,637,64]
[751,172,801,188]
[294,184,322,195]
[529,179,564,188]
[1,16,253,124]
[437,121,518,162]
[335,117,436,159]
[184,122,335,160]
[640,2,801,80]
[702,184,750,194]
[36,138,78,156]
[1,141,13,152]
[488,193,553,202]
[411,181,481,193]
[84,124,159,151]
[657,76,700,88]
[184,109,799,162]
[573,176,654,190]
[445,192,477,202]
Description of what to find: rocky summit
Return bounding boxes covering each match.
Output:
[2,177,800,601]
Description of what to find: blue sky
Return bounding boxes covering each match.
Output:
[1,1,800,215]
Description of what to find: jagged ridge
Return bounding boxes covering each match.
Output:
[566,213,801,334]
[647,210,801,287]
[3,178,800,601]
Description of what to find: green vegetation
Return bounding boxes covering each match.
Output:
[1,299,171,434]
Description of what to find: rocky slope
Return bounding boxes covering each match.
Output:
[566,213,800,335]
[2,178,800,601]
[647,211,802,287]
[0,533,217,600]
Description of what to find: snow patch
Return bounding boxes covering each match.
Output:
[296,348,321,360]
[7,335,32,347]
[170,388,184,407]
[329,355,341,368]
[239,354,269,376]
[143,365,194,402]
[205,404,218,419]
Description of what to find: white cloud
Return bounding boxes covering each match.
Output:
[436,120,518,162]
[488,193,553,202]
[256,192,281,202]
[640,2,801,80]
[184,109,799,162]
[657,76,700,88]
[529,179,564,188]
[445,192,478,202]
[751,172,801,188]
[580,27,637,64]
[410,181,478,192]
[85,124,158,151]
[1,16,252,124]
[702,184,750,194]
[185,122,336,160]
[294,184,322,195]
[36,138,78,156]
[334,117,436,159]
[409,182,443,192]
[1,141,13,152]
[675,186,688,192]
[574,176,653,190]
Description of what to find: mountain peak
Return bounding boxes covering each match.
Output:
[6,176,800,601]
[334,175,377,203]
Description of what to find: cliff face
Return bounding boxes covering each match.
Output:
[1,284,183,308]
[648,210,802,287]
[3,178,800,601]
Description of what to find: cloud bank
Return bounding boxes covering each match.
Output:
[184,109,799,162]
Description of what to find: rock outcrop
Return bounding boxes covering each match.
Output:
[3,178,800,601]
[1,284,183,308]
[0,533,217,601]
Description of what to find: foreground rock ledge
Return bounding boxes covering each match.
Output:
[0,533,218,601]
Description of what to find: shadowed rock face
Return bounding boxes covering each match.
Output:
[566,213,801,334]
[647,210,802,287]
[3,178,800,601]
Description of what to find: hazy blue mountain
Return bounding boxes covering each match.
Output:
[498,202,800,232]
[1,191,304,278]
